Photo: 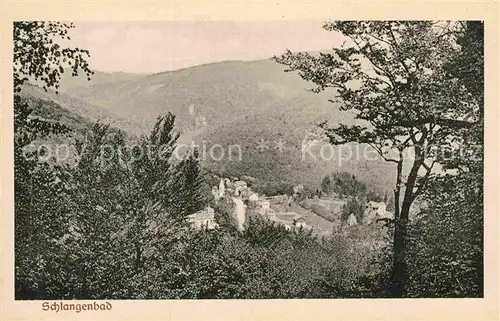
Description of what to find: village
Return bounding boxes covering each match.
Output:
[187,176,395,235]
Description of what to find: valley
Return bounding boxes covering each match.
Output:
[21,58,396,193]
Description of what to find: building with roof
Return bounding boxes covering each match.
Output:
[187,206,218,230]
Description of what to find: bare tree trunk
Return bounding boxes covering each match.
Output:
[390,146,423,297]
[393,151,403,220]
[391,206,409,297]
[390,150,406,297]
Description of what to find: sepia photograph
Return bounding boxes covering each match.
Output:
[11,19,486,302]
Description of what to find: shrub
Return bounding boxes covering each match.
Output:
[251,180,295,196]
[341,197,366,222]
[322,172,367,197]
[405,173,483,298]
[321,172,384,202]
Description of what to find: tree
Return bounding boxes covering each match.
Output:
[406,21,484,298]
[274,21,481,296]
[14,21,93,93]
[13,21,213,299]
[58,115,209,299]
[321,175,332,194]
[14,21,94,298]
[170,149,208,217]
[406,172,483,297]
[341,197,365,223]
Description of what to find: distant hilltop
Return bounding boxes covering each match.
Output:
[21,58,396,192]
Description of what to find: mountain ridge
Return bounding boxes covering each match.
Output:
[23,58,396,192]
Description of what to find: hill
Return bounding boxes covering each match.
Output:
[19,84,147,136]
[57,70,148,91]
[25,59,396,192]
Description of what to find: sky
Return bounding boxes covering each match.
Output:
[69,21,345,74]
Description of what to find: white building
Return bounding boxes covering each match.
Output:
[218,179,225,198]
[263,209,277,221]
[347,213,358,226]
[212,186,221,201]
[293,216,307,228]
[234,180,247,189]
[187,207,218,230]
[293,184,304,194]
[249,193,259,202]
[363,201,391,224]
[257,199,270,210]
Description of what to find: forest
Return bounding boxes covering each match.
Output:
[14,21,483,299]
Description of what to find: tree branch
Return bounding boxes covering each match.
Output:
[368,142,400,163]
[411,159,436,202]
[387,26,412,76]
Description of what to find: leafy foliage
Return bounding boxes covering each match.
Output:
[406,172,483,297]
[405,21,484,298]
[274,21,482,296]
[322,171,385,201]
[14,21,93,93]
[250,179,295,196]
[341,197,365,222]
[16,113,211,299]
[242,216,291,247]
[323,172,367,197]
[320,171,386,222]
[14,21,207,299]
[14,20,483,300]
[14,21,94,299]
